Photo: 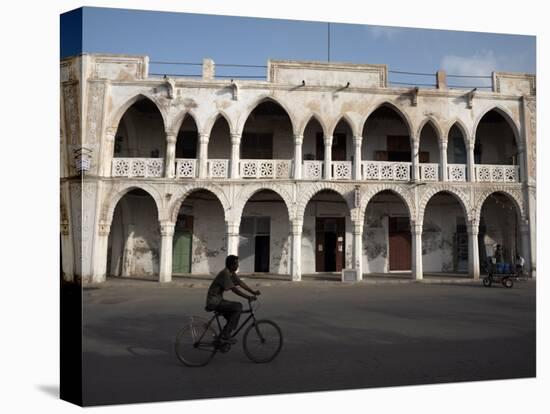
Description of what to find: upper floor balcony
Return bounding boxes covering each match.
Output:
[107,98,522,184]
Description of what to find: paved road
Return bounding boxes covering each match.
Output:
[81,279,536,406]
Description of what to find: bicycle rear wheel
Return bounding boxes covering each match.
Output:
[175,321,218,367]
[243,319,283,363]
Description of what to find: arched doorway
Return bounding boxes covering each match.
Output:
[474,109,520,182]
[447,123,468,181]
[174,115,198,178]
[418,122,440,181]
[112,97,165,177]
[364,190,411,274]
[301,190,351,274]
[302,117,325,179]
[422,192,469,275]
[238,190,290,275]
[478,192,521,272]
[240,100,293,179]
[362,105,412,181]
[173,190,226,275]
[107,189,160,278]
[208,115,231,178]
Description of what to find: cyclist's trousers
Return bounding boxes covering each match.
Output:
[215,300,243,337]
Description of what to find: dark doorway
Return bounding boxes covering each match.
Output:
[315,217,345,272]
[254,235,270,272]
[388,216,411,271]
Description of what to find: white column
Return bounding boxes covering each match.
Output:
[411,221,423,280]
[411,138,420,181]
[294,134,303,179]
[100,127,117,177]
[290,219,303,281]
[353,135,363,180]
[324,135,332,180]
[352,220,363,281]
[466,141,476,182]
[230,133,241,179]
[520,220,532,275]
[467,221,480,279]
[440,139,448,181]
[91,221,111,283]
[226,221,240,255]
[198,132,209,179]
[165,131,177,178]
[159,221,175,283]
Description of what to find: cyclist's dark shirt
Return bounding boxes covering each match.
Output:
[206,268,240,309]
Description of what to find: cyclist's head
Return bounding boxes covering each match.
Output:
[226,255,239,272]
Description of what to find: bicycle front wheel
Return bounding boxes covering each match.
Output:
[175,322,218,367]
[243,319,283,363]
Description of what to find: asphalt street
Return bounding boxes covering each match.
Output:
[81,279,536,406]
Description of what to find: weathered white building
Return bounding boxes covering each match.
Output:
[60,54,536,283]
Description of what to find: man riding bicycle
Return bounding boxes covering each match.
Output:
[205,255,260,344]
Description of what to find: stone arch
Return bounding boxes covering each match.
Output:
[168,183,231,223]
[359,184,415,223]
[417,116,444,143]
[233,184,294,224]
[418,185,472,224]
[473,105,521,148]
[102,182,164,225]
[203,110,236,136]
[473,187,525,225]
[296,182,354,222]
[238,95,296,135]
[108,93,168,132]
[298,113,329,137]
[359,101,414,138]
[444,118,471,144]
[329,114,358,137]
[170,110,202,135]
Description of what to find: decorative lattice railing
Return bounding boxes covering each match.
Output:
[239,159,292,179]
[112,158,164,178]
[362,161,412,181]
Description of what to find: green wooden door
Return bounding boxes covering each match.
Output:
[173,215,193,274]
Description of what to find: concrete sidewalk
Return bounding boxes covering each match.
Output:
[84,273,532,289]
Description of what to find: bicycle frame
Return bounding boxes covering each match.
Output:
[197,301,258,347]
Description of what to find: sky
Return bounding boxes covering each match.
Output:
[61,6,536,89]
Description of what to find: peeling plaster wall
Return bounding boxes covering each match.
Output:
[108,194,160,277]
[185,198,227,275]
[422,199,465,273]
[238,200,290,274]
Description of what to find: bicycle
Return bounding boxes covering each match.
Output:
[175,298,283,367]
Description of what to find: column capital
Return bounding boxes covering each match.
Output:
[198,132,210,144]
[467,221,479,235]
[410,222,423,235]
[324,135,333,146]
[230,133,241,145]
[290,219,303,235]
[226,221,240,234]
[352,221,363,235]
[520,219,530,233]
[439,139,448,149]
[466,140,475,151]
[165,129,178,137]
[353,135,363,146]
[159,221,175,236]
[294,134,304,145]
[60,220,70,236]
